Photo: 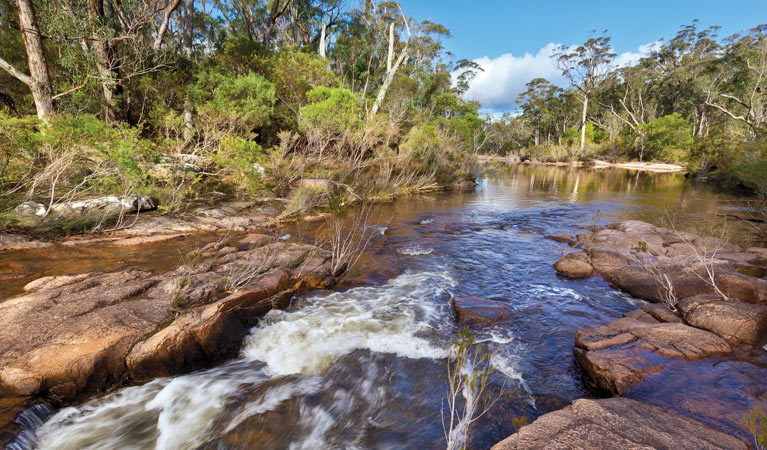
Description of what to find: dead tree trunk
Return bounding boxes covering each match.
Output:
[182,0,194,140]
[370,5,410,119]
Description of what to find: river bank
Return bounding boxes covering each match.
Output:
[477,155,685,173]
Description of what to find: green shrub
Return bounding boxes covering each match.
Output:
[0,114,40,189]
[270,49,338,119]
[720,138,767,195]
[212,136,267,193]
[299,86,364,137]
[637,113,693,163]
[562,123,606,146]
[192,71,276,135]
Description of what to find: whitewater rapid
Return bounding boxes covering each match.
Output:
[23,270,530,450]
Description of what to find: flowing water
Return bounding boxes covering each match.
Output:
[5,164,767,449]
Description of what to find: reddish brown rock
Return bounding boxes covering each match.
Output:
[554,220,767,306]
[574,317,731,395]
[109,234,187,247]
[0,242,334,400]
[588,247,629,273]
[683,300,767,346]
[452,296,512,325]
[491,397,747,450]
[641,302,683,323]
[553,252,593,278]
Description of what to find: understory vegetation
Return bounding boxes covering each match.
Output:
[0,0,483,233]
[481,24,767,195]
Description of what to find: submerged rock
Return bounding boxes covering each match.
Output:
[452,296,511,325]
[491,397,746,449]
[0,241,334,400]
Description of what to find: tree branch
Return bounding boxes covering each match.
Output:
[0,55,34,87]
[153,0,182,50]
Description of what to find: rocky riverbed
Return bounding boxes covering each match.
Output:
[493,220,767,448]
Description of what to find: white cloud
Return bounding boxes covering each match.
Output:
[462,41,662,112]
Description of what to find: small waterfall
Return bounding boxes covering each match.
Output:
[5,403,54,450]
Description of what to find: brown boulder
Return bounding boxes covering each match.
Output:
[588,247,629,273]
[452,296,511,325]
[553,252,593,278]
[641,303,683,323]
[491,397,747,449]
[683,300,767,346]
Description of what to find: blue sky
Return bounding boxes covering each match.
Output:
[397,0,767,112]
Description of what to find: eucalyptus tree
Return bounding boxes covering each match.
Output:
[517,78,562,145]
[649,22,721,137]
[0,0,55,119]
[555,33,615,150]
[702,25,767,137]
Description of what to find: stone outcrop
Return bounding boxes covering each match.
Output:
[0,240,334,400]
[0,232,52,252]
[552,220,767,305]
[553,220,767,354]
[492,398,746,450]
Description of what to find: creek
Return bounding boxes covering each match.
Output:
[5,164,765,449]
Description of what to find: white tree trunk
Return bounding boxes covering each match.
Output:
[319,21,327,58]
[153,0,182,50]
[580,94,588,150]
[387,23,394,73]
[370,5,410,119]
[183,0,194,140]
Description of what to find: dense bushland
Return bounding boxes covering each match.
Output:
[0,0,483,232]
[481,24,767,195]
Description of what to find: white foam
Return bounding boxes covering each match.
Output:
[241,271,456,375]
[35,364,270,450]
[366,225,388,235]
[396,244,434,256]
[224,376,324,433]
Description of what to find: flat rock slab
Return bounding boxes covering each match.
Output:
[574,317,732,394]
[109,234,188,247]
[491,397,747,449]
[0,242,333,401]
[452,296,512,325]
